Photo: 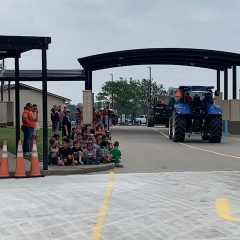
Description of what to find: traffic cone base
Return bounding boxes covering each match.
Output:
[29,140,44,177]
[14,140,27,178]
[0,140,10,178]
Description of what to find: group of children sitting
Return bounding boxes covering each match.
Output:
[48,124,123,167]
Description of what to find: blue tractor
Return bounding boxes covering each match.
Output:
[168,86,223,143]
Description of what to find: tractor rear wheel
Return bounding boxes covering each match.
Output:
[173,115,186,142]
[209,116,222,143]
[168,116,173,139]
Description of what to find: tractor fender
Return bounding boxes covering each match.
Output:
[174,104,191,114]
[207,104,222,115]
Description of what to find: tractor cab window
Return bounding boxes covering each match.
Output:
[185,91,213,105]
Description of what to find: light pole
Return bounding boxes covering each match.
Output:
[110,74,114,109]
[106,101,110,131]
[0,59,5,102]
[147,67,152,106]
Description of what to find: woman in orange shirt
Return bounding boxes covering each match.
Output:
[22,103,36,155]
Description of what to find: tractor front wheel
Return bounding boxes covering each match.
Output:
[209,116,222,143]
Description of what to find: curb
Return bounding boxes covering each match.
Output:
[43,163,115,176]
[9,164,115,177]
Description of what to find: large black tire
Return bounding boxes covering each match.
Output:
[173,115,186,142]
[209,116,222,143]
[168,116,173,139]
[147,116,154,127]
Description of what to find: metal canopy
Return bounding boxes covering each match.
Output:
[0,35,51,171]
[0,35,51,59]
[78,48,240,71]
[1,69,85,81]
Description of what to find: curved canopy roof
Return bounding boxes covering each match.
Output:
[78,48,240,71]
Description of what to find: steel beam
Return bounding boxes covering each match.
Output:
[232,65,237,99]
[15,57,20,151]
[1,80,3,101]
[217,70,220,92]
[8,81,10,102]
[84,69,92,90]
[224,69,228,100]
[42,49,48,170]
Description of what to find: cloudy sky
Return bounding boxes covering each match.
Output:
[1,0,240,103]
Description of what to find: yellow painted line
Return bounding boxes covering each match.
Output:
[153,129,240,159]
[159,130,169,139]
[179,143,240,159]
[92,172,116,240]
[151,128,169,139]
[224,136,240,142]
[216,198,240,222]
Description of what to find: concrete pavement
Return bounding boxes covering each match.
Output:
[1,172,240,239]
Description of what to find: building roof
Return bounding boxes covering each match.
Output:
[0,69,85,81]
[4,83,71,102]
[78,48,240,71]
[0,35,51,60]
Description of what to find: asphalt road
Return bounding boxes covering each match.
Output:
[108,125,240,173]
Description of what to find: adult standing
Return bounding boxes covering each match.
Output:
[50,105,60,135]
[75,108,81,125]
[22,103,35,155]
[62,109,71,138]
[80,107,83,125]
[57,105,62,130]
[92,107,97,123]
[102,108,107,129]
[30,104,39,152]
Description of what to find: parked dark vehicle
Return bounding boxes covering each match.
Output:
[147,93,173,127]
[110,109,118,125]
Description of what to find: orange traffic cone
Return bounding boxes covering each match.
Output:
[29,140,43,177]
[0,140,10,178]
[14,140,27,178]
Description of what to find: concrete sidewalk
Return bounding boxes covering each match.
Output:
[6,152,115,176]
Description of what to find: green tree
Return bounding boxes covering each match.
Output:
[96,78,139,117]
[136,78,165,114]
[96,77,165,118]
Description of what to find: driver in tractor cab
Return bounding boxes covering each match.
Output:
[203,92,213,104]
[192,94,202,106]
[184,92,192,105]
